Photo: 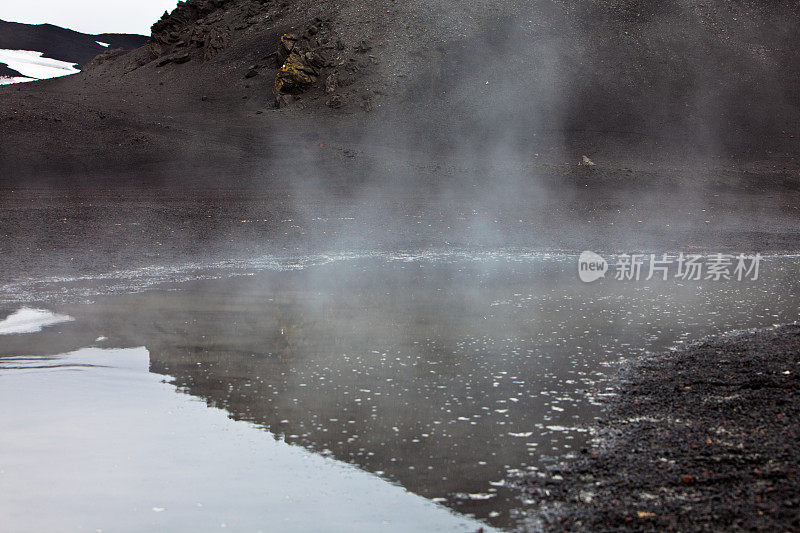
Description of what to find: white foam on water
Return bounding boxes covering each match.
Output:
[0,249,562,304]
[5,250,797,306]
[0,307,73,335]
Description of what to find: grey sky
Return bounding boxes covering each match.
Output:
[3,1,180,35]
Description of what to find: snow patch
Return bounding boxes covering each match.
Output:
[0,49,80,84]
[96,41,110,47]
[0,76,35,85]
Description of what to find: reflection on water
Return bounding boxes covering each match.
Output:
[0,307,73,335]
[2,254,799,530]
[0,347,492,533]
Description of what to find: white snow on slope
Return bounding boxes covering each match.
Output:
[0,49,80,84]
[0,76,35,85]
[96,41,110,47]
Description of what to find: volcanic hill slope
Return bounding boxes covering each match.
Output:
[0,0,799,188]
[0,19,147,75]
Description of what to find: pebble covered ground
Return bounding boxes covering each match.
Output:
[521,324,800,531]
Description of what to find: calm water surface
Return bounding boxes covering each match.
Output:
[1,252,799,530]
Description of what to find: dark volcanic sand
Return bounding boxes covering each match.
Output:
[521,324,800,532]
[1,0,799,188]
[0,180,797,285]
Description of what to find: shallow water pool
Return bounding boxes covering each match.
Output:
[1,252,799,530]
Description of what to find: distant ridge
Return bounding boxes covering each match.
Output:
[0,19,148,67]
[0,63,20,77]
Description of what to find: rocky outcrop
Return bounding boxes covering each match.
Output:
[147,0,263,65]
[271,19,376,109]
[273,20,338,107]
[103,0,379,110]
[85,48,129,69]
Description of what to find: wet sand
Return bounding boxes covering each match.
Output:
[1,180,798,286]
[521,324,800,531]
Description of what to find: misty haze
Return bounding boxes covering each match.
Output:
[1,1,798,532]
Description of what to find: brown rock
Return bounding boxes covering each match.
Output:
[274,52,318,95]
[277,33,297,67]
[203,30,229,61]
[326,95,344,109]
[275,94,296,108]
[325,73,338,94]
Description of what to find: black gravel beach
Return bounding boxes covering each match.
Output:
[522,324,800,531]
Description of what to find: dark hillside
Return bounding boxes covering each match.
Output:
[0,19,147,66]
[0,0,798,186]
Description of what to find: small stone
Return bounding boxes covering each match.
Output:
[275,94,295,108]
[355,39,372,53]
[326,95,344,109]
[325,74,337,94]
[172,51,190,64]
